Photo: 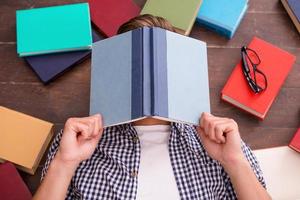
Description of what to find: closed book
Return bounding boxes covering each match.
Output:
[141,0,202,35]
[24,29,104,84]
[289,128,300,153]
[0,106,54,174]
[88,0,140,37]
[196,0,248,39]
[221,37,295,119]
[90,27,210,127]
[0,162,32,200]
[281,0,300,33]
[16,3,92,57]
[253,146,300,199]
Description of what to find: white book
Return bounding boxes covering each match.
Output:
[253,146,300,200]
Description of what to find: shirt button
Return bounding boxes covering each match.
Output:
[133,136,139,143]
[131,171,138,178]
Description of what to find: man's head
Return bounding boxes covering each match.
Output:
[118,14,176,34]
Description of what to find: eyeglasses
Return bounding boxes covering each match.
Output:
[241,46,268,94]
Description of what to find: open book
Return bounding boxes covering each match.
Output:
[90,27,210,127]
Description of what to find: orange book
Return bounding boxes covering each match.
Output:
[221,37,296,119]
[0,106,54,174]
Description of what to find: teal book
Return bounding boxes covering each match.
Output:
[16,3,92,57]
[90,27,210,127]
[196,0,248,39]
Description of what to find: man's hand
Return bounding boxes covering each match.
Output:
[56,114,104,167]
[196,112,246,170]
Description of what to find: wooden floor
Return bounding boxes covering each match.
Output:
[1,0,299,194]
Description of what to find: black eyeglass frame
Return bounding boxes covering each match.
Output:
[241,46,268,94]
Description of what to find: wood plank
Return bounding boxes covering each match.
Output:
[0,1,31,42]
[248,0,287,13]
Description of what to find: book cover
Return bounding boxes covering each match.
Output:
[281,0,300,33]
[90,27,210,127]
[221,37,295,119]
[16,3,92,57]
[24,29,104,84]
[196,0,248,38]
[0,162,32,200]
[141,0,202,35]
[253,146,300,199]
[88,0,140,37]
[289,128,300,153]
[287,0,300,22]
[0,106,54,174]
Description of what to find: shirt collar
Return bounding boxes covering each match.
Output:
[113,122,190,136]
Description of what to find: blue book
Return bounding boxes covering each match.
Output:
[196,0,248,39]
[24,30,103,84]
[281,0,300,33]
[16,3,92,57]
[288,0,300,22]
[90,27,210,127]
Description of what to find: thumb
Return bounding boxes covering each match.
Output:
[196,126,207,142]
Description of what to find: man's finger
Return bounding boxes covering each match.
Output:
[214,124,226,143]
[92,114,103,137]
[71,121,92,139]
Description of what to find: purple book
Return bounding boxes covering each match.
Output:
[24,30,104,84]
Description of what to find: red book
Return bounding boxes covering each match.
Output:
[0,162,32,200]
[221,37,296,119]
[289,128,300,153]
[88,0,140,37]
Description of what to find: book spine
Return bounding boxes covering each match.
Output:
[150,28,168,117]
[142,28,151,116]
[289,128,300,153]
[131,28,144,119]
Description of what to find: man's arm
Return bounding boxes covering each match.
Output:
[33,114,103,200]
[197,113,271,200]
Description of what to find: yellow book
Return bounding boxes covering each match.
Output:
[0,106,54,175]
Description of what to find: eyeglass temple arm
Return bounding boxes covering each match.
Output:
[241,48,250,73]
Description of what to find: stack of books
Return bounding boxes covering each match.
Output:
[16,3,101,84]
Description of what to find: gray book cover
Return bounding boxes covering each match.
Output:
[90,27,210,127]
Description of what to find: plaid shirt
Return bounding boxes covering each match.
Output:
[42,122,266,200]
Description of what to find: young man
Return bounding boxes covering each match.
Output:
[33,15,271,200]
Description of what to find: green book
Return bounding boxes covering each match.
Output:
[141,0,202,35]
[16,3,92,57]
